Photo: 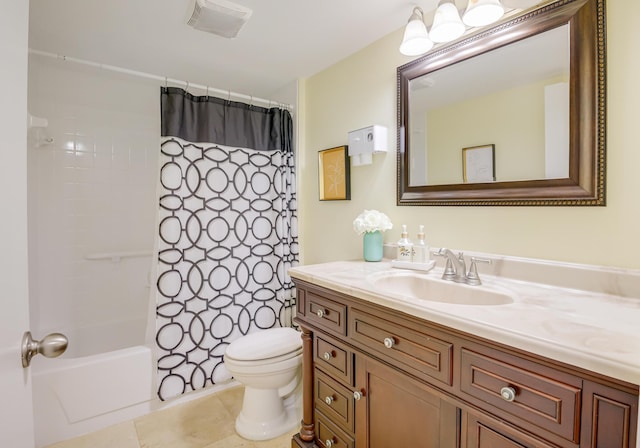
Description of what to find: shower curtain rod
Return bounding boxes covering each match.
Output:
[29,49,293,110]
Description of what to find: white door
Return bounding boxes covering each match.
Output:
[0,1,35,447]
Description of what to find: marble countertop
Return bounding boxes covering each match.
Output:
[289,259,640,386]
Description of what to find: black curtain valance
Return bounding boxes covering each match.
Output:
[160,87,293,152]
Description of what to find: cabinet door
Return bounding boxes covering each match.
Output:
[355,355,458,448]
[464,412,558,448]
[581,381,638,448]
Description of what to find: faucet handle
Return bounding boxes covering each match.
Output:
[442,257,456,281]
[433,248,456,280]
[466,257,492,286]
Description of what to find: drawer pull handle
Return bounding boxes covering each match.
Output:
[316,309,325,318]
[325,395,334,405]
[383,337,395,349]
[500,386,517,402]
[325,439,334,447]
[353,390,363,401]
[323,351,332,361]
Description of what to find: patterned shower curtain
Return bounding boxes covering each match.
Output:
[155,87,298,400]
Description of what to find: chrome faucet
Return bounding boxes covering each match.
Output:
[435,248,492,285]
[436,248,467,283]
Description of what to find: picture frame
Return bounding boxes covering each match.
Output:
[462,144,496,183]
[318,145,351,201]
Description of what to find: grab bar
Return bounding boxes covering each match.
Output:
[85,250,152,262]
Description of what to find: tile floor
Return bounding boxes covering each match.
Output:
[46,386,297,448]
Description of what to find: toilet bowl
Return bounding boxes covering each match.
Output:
[224,327,303,441]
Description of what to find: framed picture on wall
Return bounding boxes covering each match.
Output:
[462,144,496,183]
[318,145,351,200]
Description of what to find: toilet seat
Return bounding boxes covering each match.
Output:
[225,327,302,362]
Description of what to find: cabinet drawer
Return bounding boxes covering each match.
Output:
[465,412,558,448]
[460,348,581,443]
[316,409,355,448]
[306,291,347,335]
[315,369,355,433]
[350,308,453,386]
[314,334,354,386]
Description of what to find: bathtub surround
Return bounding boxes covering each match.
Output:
[156,87,298,400]
[27,55,163,446]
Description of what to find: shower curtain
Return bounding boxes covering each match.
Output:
[155,87,298,400]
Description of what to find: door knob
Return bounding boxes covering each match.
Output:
[21,331,68,368]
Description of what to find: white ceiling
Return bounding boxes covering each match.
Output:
[27,0,543,103]
[28,0,439,102]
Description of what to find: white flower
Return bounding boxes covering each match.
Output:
[353,209,393,235]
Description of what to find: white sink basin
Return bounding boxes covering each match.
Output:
[367,271,514,306]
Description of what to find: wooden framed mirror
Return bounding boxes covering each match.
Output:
[397,0,605,206]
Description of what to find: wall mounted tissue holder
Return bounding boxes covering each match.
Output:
[348,125,387,166]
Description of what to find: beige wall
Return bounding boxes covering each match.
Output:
[299,0,640,269]
[426,78,557,184]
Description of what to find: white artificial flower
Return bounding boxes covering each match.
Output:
[352,209,393,235]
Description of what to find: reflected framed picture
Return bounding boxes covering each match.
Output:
[462,144,496,183]
[318,145,351,201]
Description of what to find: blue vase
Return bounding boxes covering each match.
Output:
[363,231,383,262]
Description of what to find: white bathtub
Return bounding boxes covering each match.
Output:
[31,318,236,447]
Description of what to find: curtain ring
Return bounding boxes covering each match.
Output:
[227,90,231,104]
[185,81,189,93]
[164,77,168,88]
[206,86,209,99]
[250,95,253,108]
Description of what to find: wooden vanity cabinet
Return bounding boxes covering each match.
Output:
[291,280,638,448]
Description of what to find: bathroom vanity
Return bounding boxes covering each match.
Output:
[289,257,639,448]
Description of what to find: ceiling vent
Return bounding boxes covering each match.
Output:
[187,0,253,38]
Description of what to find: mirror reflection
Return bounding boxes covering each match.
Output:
[409,25,570,187]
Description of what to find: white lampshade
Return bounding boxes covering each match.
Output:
[429,0,466,43]
[462,0,505,27]
[399,7,434,56]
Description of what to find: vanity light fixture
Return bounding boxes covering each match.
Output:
[399,7,434,56]
[400,0,506,55]
[430,0,466,43]
[462,0,505,27]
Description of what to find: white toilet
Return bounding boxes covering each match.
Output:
[224,327,303,441]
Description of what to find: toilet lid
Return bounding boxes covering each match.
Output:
[225,327,302,361]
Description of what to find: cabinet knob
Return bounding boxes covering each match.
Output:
[353,390,363,401]
[500,386,517,402]
[325,395,334,405]
[383,337,395,349]
[325,439,334,447]
[316,309,325,318]
[323,351,332,361]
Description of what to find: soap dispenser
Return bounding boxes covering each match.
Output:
[396,225,413,262]
[413,225,430,263]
